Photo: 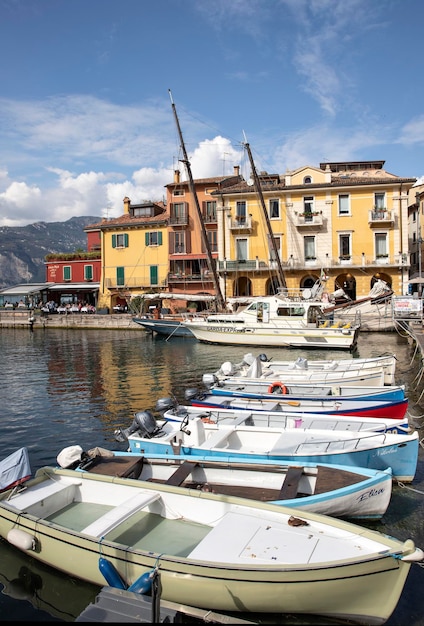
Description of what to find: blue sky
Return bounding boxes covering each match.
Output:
[0,0,423,227]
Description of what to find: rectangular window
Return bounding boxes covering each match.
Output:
[63,266,71,281]
[303,196,314,222]
[269,199,280,219]
[84,265,93,281]
[269,235,281,262]
[236,237,248,261]
[304,236,315,259]
[116,267,125,286]
[374,193,385,210]
[145,231,163,246]
[338,194,350,215]
[173,189,185,197]
[207,230,218,252]
[203,201,217,223]
[150,265,158,285]
[375,233,388,257]
[171,202,187,224]
[236,201,247,223]
[112,233,129,248]
[174,232,185,254]
[339,234,351,259]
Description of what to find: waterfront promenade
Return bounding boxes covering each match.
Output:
[0,309,139,330]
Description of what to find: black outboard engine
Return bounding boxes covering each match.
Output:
[114,410,160,443]
[184,388,203,403]
[259,353,270,362]
[155,397,177,414]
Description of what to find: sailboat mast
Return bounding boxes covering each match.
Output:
[168,90,226,311]
[244,141,287,291]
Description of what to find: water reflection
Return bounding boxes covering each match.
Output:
[0,328,423,623]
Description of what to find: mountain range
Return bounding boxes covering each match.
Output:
[0,216,101,288]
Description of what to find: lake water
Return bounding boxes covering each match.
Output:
[0,328,423,623]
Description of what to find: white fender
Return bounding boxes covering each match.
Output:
[7,528,37,551]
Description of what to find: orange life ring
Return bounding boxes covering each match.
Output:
[268,382,288,395]
[201,416,215,424]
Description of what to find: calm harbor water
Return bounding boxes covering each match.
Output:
[0,327,423,624]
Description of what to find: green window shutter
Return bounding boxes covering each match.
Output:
[124,233,129,247]
[112,234,117,248]
[116,266,125,286]
[150,265,158,285]
[63,266,71,281]
[84,265,93,280]
[158,231,162,245]
[145,232,149,246]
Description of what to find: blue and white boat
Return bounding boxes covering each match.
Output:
[115,411,419,482]
[59,446,393,520]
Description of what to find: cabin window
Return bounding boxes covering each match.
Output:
[338,194,350,216]
[277,306,305,317]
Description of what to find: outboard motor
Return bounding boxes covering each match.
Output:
[114,410,160,443]
[184,388,203,403]
[294,357,308,370]
[202,373,219,388]
[259,353,270,362]
[155,397,177,414]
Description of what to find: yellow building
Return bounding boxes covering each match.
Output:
[96,198,169,311]
[214,160,415,300]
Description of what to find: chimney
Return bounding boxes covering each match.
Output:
[174,170,180,184]
[123,196,131,214]
[234,165,240,176]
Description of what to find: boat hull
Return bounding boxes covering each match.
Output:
[127,425,418,482]
[132,318,194,337]
[0,467,419,624]
[185,322,359,349]
[190,395,409,420]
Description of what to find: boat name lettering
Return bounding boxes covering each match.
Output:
[376,447,396,456]
[358,488,385,501]
[206,326,247,334]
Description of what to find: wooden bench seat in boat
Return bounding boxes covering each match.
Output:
[278,466,304,499]
[165,461,198,486]
[5,478,82,516]
[81,490,161,538]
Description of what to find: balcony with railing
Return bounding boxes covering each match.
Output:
[368,209,394,226]
[169,211,189,226]
[229,215,253,232]
[294,212,324,228]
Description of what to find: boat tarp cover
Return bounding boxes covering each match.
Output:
[0,447,31,491]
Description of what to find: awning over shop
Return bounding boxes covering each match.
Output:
[0,283,51,297]
[46,283,100,291]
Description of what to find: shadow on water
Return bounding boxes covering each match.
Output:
[0,328,423,623]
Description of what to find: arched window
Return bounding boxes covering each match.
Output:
[303,176,312,184]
